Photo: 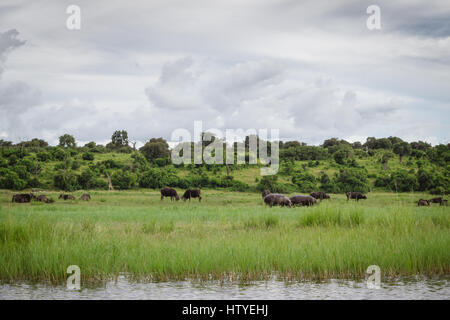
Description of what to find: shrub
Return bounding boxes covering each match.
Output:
[0,168,27,190]
[53,170,79,191]
[111,170,137,189]
[82,152,94,161]
[291,171,317,192]
[334,168,369,193]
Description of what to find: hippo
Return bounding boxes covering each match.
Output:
[310,192,330,200]
[290,195,317,207]
[346,192,367,201]
[263,193,292,207]
[261,190,271,199]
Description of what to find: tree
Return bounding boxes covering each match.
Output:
[58,134,76,148]
[111,130,129,148]
[393,142,412,163]
[139,138,170,162]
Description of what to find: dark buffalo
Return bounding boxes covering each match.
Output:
[346,192,367,201]
[264,193,292,207]
[290,195,317,207]
[182,189,202,202]
[12,193,32,203]
[262,190,270,199]
[441,199,448,206]
[160,187,180,201]
[80,194,91,201]
[59,194,75,200]
[36,195,53,203]
[310,192,330,200]
[417,199,430,206]
[428,197,443,205]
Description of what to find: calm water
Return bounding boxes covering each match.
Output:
[0,277,449,300]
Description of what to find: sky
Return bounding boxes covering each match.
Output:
[0,0,449,147]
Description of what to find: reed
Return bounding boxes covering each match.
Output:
[0,190,448,284]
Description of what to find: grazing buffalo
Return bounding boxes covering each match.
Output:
[310,192,330,200]
[429,197,443,205]
[12,193,32,203]
[290,195,317,207]
[59,194,75,200]
[36,195,53,203]
[441,199,448,206]
[182,189,202,202]
[160,187,180,201]
[80,194,91,201]
[262,190,270,199]
[346,192,367,201]
[417,199,430,206]
[264,193,292,207]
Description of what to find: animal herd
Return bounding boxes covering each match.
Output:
[11,192,91,203]
[10,188,448,207]
[160,188,202,202]
[417,197,448,206]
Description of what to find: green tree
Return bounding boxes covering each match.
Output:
[111,130,129,147]
[139,138,170,162]
[393,142,412,163]
[58,134,76,148]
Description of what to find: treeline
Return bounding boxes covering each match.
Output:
[0,132,449,194]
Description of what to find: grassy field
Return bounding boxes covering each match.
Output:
[0,189,449,285]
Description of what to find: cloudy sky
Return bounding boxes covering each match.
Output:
[0,0,449,147]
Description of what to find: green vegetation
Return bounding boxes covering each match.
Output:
[0,190,448,284]
[0,134,448,195]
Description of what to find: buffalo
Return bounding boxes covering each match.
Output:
[346,192,367,201]
[160,187,180,201]
[428,197,443,205]
[12,193,33,203]
[417,199,430,206]
[59,194,75,200]
[262,190,271,199]
[264,193,292,207]
[310,192,330,200]
[290,195,317,207]
[441,199,448,206]
[182,189,202,202]
[36,195,53,203]
[80,194,91,201]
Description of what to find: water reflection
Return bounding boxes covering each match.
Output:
[0,277,448,300]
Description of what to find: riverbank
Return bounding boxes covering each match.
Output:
[0,190,449,284]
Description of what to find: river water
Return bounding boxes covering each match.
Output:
[0,277,449,299]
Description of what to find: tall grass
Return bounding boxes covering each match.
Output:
[0,190,448,284]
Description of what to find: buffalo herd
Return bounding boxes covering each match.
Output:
[11,192,91,203]
[10,189,447,208]
[160,188,202,202]
[418,197,448,206]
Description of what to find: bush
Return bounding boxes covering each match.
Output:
[82,152,94,161]
[0,168,27,190]
[78,169,96,189]
[71,160,81,170]
[334,168,370,193]
[111,170,137,190]
[291,171,317,192]
[53,170,79,191]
